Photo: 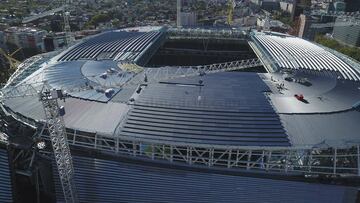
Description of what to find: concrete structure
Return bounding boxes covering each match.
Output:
[43,32,67,52]
[298,14,336,41]
[179,12,197,27]
[333,17,360,47]
[257,16,288,32]
[244,16,258,26]
[3,27,47,51]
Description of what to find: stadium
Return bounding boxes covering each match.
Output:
[1,26,360,202]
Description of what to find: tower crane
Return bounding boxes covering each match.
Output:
[0,48,22,71]
[63,0,73,45]
[227,0,236,25]
[0,48,22,83]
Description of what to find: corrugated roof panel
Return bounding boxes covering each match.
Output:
[0,147,13,203]
[120,72,289,146]
[53,155,358,203]
[281,110,360,146]
[253,34,360,81]
[57,30,156,62]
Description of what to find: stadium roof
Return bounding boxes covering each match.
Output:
[1,27,360,149]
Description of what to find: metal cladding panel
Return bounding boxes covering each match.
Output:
[3,97,129,135]
[53,155,358,203]
[0,147,13,203]
[253,34,360,81]
[280,110,360,146]
[58,30,163,62]
[122,72,290,146]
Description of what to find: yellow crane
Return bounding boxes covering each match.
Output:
[0,48,22,71]
[227,0,236,25]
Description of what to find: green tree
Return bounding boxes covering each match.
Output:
[85,13,112,28]
[315,35,360,62]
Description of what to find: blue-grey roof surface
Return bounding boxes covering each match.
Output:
[120,72,289,146]
[53,155,358,203]
[280,110,360,147]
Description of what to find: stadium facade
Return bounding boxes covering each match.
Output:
[1,26,360,202]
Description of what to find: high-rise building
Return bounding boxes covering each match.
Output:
[298,14,336,41]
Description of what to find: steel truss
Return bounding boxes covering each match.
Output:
[40,92,77,203]
[1,57,263,100]
[39,129,360,177]
[140,58,262,82]
[167,28,248,40]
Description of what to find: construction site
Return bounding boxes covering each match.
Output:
[0,0,360,202]
[0,25,360,202]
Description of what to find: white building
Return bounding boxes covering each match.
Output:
[280,1,294,13]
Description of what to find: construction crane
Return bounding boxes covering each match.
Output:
[227,0,236,25]
[39,87,77,202]
[63,0,72,45]
[0,48,22,71]
[1,83,79,202]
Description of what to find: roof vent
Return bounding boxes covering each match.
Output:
[100,72,108,79]
[105,88,115,98]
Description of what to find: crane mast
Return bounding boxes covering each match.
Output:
[227,0,235,25]
[63,0,72,45]
[39,89,77,203]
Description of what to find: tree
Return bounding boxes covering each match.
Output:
[315,34,360,62]
[85,13,112,28]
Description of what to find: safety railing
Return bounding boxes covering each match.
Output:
[38,129,360,177]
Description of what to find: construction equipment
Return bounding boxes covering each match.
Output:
[63,0,72,45]
[1,83,78,202]
[227,0,236,25]
[0,48,22,71]
[39,88,77,202]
